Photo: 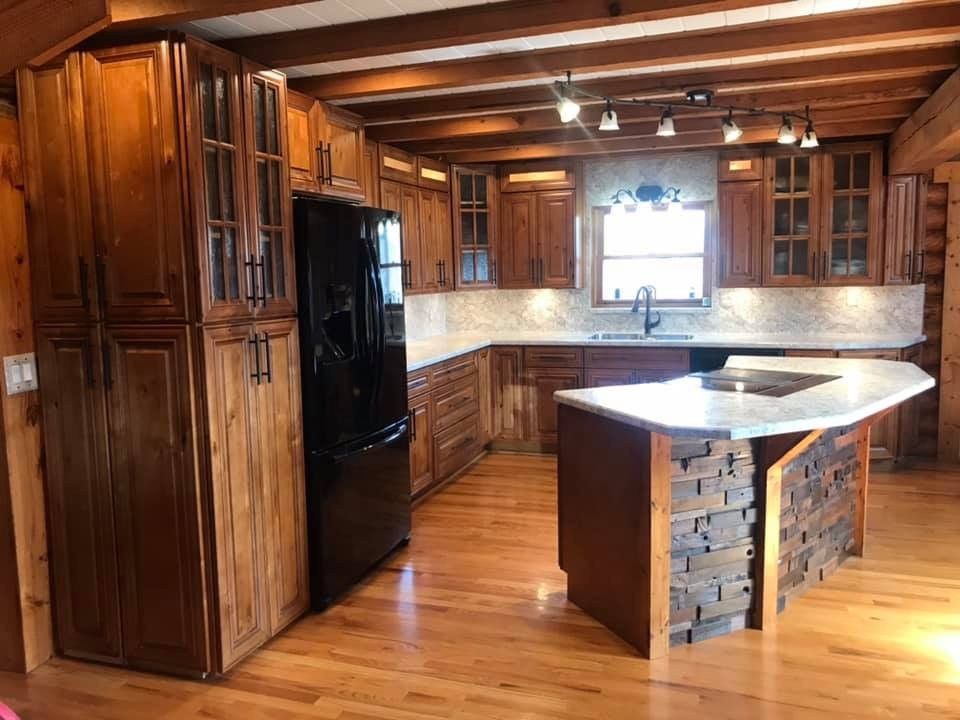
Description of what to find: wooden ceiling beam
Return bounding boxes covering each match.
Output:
[401,99,921,156]
[109,0,306,29]
[290,1,960,100]
[435,118,900,163]
[1,0,109,76]
[367,75,944,143]
[225,0,780,69]
[889,67,960,174]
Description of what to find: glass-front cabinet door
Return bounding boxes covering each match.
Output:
[763,152,819,286]
[186,40,252,322]
[242,61,296,316]
[820,143,882,285]
[454,167,498,289]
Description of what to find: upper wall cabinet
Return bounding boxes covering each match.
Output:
[499,160,577,193]
[717,179,762,288]
[286,89,365,202]
[763,151,821,286]
[361,139,380,208]
[884,174,928,285]
[453,166,498,289]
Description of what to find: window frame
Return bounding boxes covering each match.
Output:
[591,201,715,308]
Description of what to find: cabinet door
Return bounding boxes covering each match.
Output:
[821,144,882,285]
[499,193,537,288]
[185,41,253,323]
[537,190,576,288]
[18,58,99,324]
[435,191,454,292]
[492,348,525,441]
[409,394,434,496]
[254,319,309,634]
[82,43,189,322]
[418,188,441,292]
[763,153,819,286]
[243,61,296,318]
[286,90,321,194]
[106,326,209,674]
[837,349,899,458]
[476,348,492,443]
[527,368,582,445]
[585,368,635,388]
[454,168,497,288]
[35,326,122,663]
[380,180,419,291]
[202,323,268,671]
[884,175,920,285]
[718,180,762,287]
[318,103,365,201]
[361,139,380,207]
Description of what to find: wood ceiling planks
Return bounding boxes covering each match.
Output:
[109,0,307,29]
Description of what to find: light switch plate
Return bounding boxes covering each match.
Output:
[3,353,38,395]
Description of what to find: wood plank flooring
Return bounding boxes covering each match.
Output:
[2,453,960,719]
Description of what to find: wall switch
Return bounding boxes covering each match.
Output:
[3,353,38,395]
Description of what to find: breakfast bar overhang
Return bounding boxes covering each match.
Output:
[554,356,935,659]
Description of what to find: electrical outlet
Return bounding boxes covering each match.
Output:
[3,353,38,395]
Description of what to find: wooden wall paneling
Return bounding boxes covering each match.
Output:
[82,42,189,323]
[919,181,946,456]
[0,112,52,672]
[853,423,871,557]
[939,179,960,461]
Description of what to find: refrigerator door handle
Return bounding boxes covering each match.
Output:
[327,422,408,464]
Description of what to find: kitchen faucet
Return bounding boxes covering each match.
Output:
[631,285,661,335]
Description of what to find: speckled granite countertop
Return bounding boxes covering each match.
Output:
[553,356,935,440]
[405,331,927,372]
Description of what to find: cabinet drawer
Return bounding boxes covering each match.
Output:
[430,353,476,387]
[524,346,583,368]
[432,375,479,433]
[434,414,482,480]
[407,368,431,398]
[584,347,690,371]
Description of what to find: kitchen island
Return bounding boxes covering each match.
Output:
[553,356,934,659]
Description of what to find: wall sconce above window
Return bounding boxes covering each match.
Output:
[610,185,682,214]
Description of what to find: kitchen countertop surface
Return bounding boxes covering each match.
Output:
[553,356,935,440]
[405,331,927,372]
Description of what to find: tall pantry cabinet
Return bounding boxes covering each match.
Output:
[18,35,308,677]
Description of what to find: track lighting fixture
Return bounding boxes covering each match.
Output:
[555,71,581,123]
[721,111,742,143]
[656,107,675,137]
[777,115,797,144]
[800,118,819,149]
[598,100,619,131]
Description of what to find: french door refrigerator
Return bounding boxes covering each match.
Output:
[293,198,411,609]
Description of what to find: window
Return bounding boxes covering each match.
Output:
[593,203,711,307]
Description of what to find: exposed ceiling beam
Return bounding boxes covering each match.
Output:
[1,0,109,75]
[401,100,921,155]
[367,75,943,143]
[345,44,960,123]
[889,67,960,174]
[434,118,900,163]
[290,1,960,100]
[109,0,306,29]
[225,0,780,69]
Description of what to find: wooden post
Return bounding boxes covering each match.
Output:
[646,431,672,660]
[938,168,960,461]
[852,423,872,557]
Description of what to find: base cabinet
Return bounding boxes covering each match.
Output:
[492,348,525,442]
[409,395,434,495]
[526,368,582,446]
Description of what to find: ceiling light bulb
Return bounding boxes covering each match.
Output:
[777,115,797,144]
[721,112,742,143]
[556,95,581,123]
[656,108,675,137]
[598,100,619,131]
[800,120,819,149]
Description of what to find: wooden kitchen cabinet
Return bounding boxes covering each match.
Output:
[380,179,423,291]
[492,348,526,442]
[499,190,576,289]
[526,368,582,447]
[361,139,380,207]
[477,348,493,443]
[763,150,820,286]
[717,180,762,287]
[285,90,365,202]
[409,394,434,495]
[35,326,122,663]
[418,189,453,292]
[499,193,537,288]
[884,174,928,285]
[585,368,636,387]
[454,167,498,288]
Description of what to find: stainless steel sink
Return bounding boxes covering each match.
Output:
[587,332,694,341]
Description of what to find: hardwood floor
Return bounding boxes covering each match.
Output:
[2,453,960,719]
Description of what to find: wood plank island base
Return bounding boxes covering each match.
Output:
[555,356,935,659]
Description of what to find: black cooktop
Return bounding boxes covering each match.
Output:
[689,368,841,397]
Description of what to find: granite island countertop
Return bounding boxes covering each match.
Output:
[405,331,927,372]
[552,356,935,440]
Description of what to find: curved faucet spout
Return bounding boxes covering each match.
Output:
[630,285,661,335]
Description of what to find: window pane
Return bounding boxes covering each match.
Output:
[832,196,849,234]
[601,257,703,301]
[221,149,235,222]
[832,238,849,276]
[266,85,278,155]
[260,231,274,298]
[773,240,789,275]
[215,68,230,143]
[833,154,850,190]
[199,63,215,140]
[853,153,870,189]
[477,213,488,245]
[461,250,475,283]
[793,198,809,235]
[270,161,282,226]
[774,199,790,236]
[204,147,221,221]
[460,213,474,246]
[794,156,809,193]
[791,239,809,276]
[476,248,490,282]
[851,237,867,276]
[381,266,403,305]
[209,227,225,300]
[774,158,790,193]
[274,230,285,298]
[253,79,266,153]
[225,227,239,299]
[257,159,269,226]
[603,206,705,256]
[475,177,487,207]
[459,175,474,206]
[851,196,869,233]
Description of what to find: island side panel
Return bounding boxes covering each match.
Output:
[557,405,672,659]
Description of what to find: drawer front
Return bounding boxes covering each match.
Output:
[430,353,477,387]
[434,415,482,479]
[524,346,583,368]
[433,375,479,433]
[407,368,431,398]
[584,347,689,371]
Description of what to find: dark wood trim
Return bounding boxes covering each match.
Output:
[889,66,960,174]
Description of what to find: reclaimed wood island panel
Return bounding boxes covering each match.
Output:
[555,356,934,659]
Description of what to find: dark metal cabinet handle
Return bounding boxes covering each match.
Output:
[821,251,827,281]
[539,258,544,286]
[95,256,107,308]
[403,260,413,289]
[811,252,817,282]
[101,339,112,390]
[440,260,447,287]
[78,257,90,309]
[245,255,257,305]
[249,334,262,384]
[83,341,95,388]
[262,332,273,383]
[491,260,497,285]
[905,251,913,282]
[436,260,443,286]
[916,250,925,282]
[323,146,333,184]
[529,258,535,284]
[408,409,416,440]
[316,144,325,184]
[257,255,267,307]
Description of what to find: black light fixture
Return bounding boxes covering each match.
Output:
[610,185,682,209]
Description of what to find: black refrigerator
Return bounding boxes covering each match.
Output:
[293,198,411,610]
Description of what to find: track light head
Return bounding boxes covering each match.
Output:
[777,115,797,144]
[598,99,620,131]
[721,111,742,143]
[800,119,819,149]
[555,72,581,123]
[656,107,675,137]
